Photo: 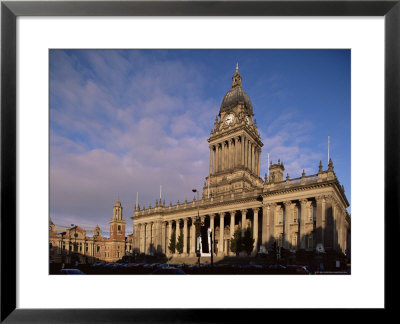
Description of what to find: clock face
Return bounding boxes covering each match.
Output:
[225,114,234,125]
[245,116,250,125]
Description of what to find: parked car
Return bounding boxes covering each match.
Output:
[58,269,85,275]
[268,264,287,270]
[151,267,185,275]
[285,265,310,274]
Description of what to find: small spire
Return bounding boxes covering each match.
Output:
[319,160,323,173]
[328,158,334,171]
[302,169,306,177]
[236,62,239,72]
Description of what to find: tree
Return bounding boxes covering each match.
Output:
[270,241,277,260]
[168,230,176,253]
[230,228,242,255]
[242,227,255,255]
[176,232,184,254]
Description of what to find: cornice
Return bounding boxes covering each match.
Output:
[262,179,349,208]
[208,124,263,146]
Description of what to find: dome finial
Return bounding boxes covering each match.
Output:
[236,62,239,73]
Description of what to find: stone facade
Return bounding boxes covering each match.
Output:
[131,65,350,258]
[49,199,133,264]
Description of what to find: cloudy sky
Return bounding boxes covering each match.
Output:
[50,49,351,236]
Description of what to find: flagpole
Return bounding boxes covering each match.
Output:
[328,135,330,164]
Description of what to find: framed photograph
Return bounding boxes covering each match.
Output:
[1,0,398,322]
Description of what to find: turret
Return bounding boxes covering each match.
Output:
[269,159,285,183]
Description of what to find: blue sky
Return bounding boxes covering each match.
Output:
[50,49,350,236]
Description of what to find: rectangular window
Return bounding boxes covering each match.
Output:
[97,246,100,253]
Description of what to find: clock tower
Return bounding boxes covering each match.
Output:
[110,198,125,240]
[204,64,263,198]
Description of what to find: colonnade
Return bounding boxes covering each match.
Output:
[261,195,348,252]
[133,195,348,257]
[133,208,261,257]
[209,136,261,175]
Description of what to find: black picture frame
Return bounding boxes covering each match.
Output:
[1,0,398,322]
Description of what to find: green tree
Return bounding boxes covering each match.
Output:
[230,228,242,255]
[242,227,255,255]
[168,230,176,253]
[176,232,184,254]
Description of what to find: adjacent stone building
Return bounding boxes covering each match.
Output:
[49,198,133,263]
[131,65,350,259]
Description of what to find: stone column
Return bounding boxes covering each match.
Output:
[229,211,235,255]
[251,143,254,173]
[241,136,245,167]
[283,201,292,249]
[262,204,269,248]
[338,206,344,252]
[228,141,231,170]
[220,143,223,171]
[209,145,213,175]
[190,217,196,256]
[230,139,234,169]
[324,195,333,249]
[209,214,215,255]
[219,213,224,255]
[220,143,223,172]
[316,196,325,246]
[254,149,258,175]
[252,208,259,254]
[235,136,240,167]
[149,222,154,254]
[214,145,218,173]
[225,141,229,170]
[175,220,180,246]
[332,200,338,250]
[300,199,309,249]
[143,223,147,254]
[248,141,251,170]
[133,224,138,252]
[241,209,247,237]
[161,222,166,254]
[183,217,188,255]
[167,222,172,255]
[243,136,247,168]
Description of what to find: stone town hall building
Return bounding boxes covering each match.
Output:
[132,66,351,259]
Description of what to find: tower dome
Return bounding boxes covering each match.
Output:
[219,63,253,115]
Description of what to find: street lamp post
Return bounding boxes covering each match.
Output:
[192,189,202,268]
[210,229,213,268]
[71,224,78,266]
[59,231,66,267]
